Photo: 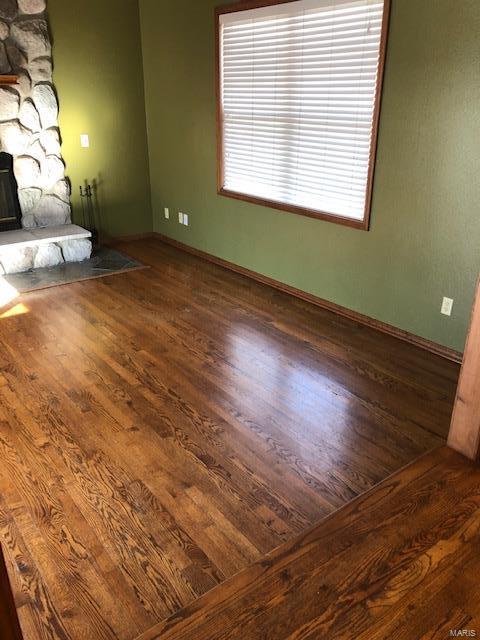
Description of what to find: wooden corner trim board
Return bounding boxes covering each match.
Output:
[152,233,463,365]
[448,277,480,460]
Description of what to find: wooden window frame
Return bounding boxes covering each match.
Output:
[215,0,391,230]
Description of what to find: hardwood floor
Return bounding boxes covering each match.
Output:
[0,238,459,639]
[139,446,480,640]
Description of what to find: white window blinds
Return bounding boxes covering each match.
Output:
[218,0,388,224]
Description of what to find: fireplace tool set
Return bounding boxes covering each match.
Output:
[79,184,98,244]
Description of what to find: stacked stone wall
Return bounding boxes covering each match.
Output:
[0,0,71,228]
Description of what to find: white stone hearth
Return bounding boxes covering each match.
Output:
[0,224,92,273]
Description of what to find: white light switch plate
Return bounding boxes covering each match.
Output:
[80,134,90,148]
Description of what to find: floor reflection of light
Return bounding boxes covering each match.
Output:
[0,276,19,309]
[228,334,371,490]
[228,326,339,417]
[0,302,29,319]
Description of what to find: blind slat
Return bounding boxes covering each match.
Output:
[225,137,371,156]
[224,170,367,203]
[226,151,371,176]
[223,16,382,44]
[223,62,379,73]
[225,162,368,193]
[225,181,366,218]
[224,31,382,53]
[225,151,370,178]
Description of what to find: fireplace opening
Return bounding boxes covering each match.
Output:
[0,152,22,233]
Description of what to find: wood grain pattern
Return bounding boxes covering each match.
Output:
[0,238,458,639]
[155,232,463,363]
[448,277,480,460]
[137,446,480,640]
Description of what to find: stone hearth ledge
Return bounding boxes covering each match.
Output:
[0,224,92,274]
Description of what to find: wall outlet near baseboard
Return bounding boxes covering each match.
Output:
[164,207,170,219]
[441,297,454,316]
[178,212,189,226]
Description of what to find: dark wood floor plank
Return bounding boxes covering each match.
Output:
[0,366,198,622]
[63,270,438,500]
[0,544,23,640]
[137,447,480,640]
[0,387,161,639]
[141,238,459,392]
[0,238,458,640]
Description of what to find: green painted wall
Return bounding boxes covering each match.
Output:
[48,0,152,237]
[139,0,480,353]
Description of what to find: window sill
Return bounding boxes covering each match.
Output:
[217,188,370,231]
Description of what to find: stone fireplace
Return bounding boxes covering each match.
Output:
[0,0,92,274]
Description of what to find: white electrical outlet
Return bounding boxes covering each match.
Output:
[164,207,170,220]
[80,134,90,148]
[441,297,454,316]
[183,213,189,226]
[178,211,184,224]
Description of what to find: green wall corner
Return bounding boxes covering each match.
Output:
[48,0,152,238]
